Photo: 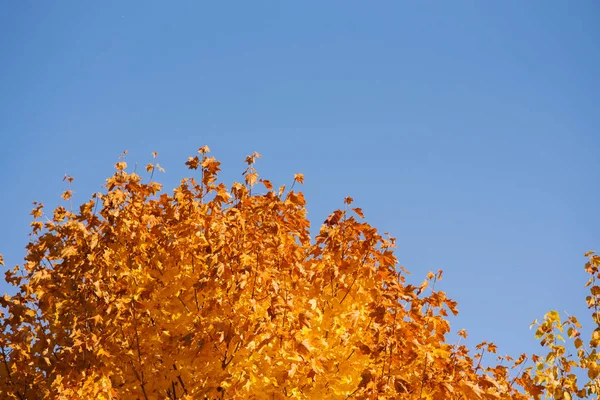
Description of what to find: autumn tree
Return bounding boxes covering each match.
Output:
[0,147,599,399]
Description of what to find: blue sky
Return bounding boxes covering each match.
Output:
[1,1,599,363]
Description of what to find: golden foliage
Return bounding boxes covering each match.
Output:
[0,148,598,399]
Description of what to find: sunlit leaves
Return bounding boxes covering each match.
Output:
[185,156,199,169]
[0,148,598,399]
[294,173,304,185]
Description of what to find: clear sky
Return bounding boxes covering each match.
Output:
[1,1,599,363]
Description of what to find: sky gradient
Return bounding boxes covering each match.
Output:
[1,1,599,361]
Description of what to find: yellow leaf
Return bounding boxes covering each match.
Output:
[245,172,258,187]
[61,246,78,258]
[244,151,261,165]
[564,391,572,400]
[297,339,312,356]
[547,310,560,322]
[198,145,210,154]
[61,190,73,201]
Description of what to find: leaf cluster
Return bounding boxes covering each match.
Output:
[0,148,598,399]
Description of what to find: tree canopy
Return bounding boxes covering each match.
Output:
[1,147,598,399]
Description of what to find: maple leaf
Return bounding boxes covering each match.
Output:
[185,156,200,169]
[31,202,44,218]
[245,172,258,187]
[198,145,210,154]
[245,151,261,165]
